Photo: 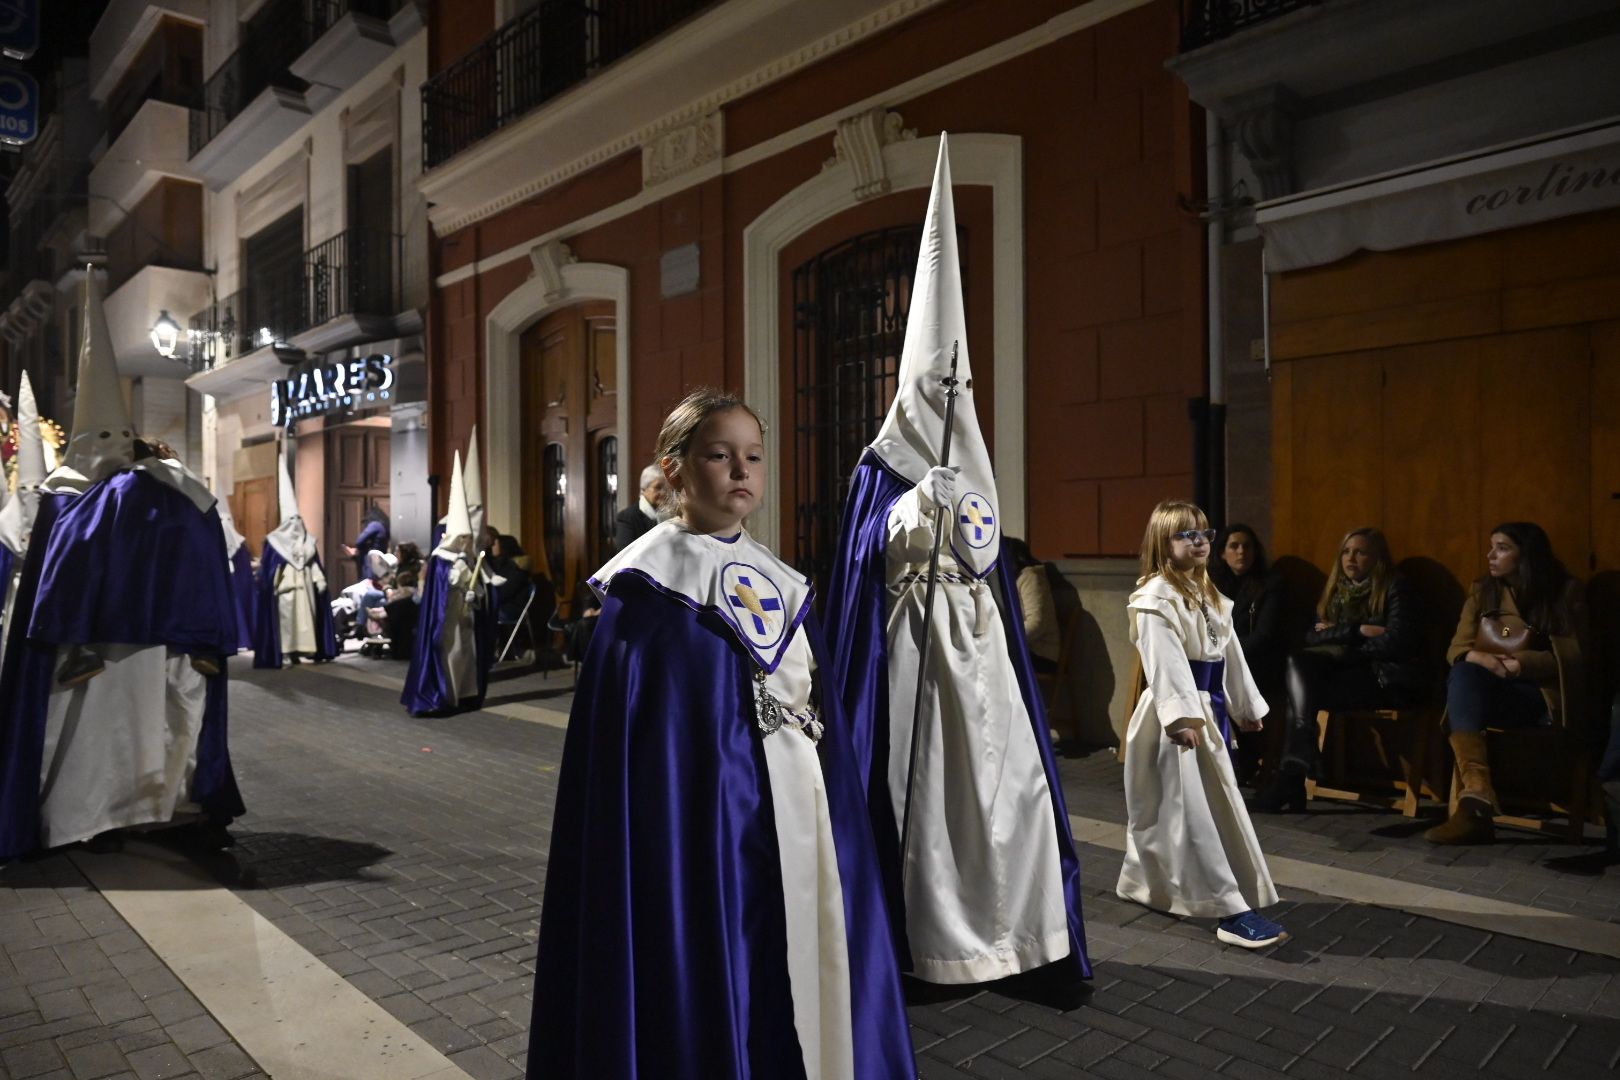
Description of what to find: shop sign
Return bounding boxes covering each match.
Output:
[0,1,38,61]
[0,64,37,146]
[272,353,395,427]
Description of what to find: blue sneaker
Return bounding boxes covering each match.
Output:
[1216,911,1289,948]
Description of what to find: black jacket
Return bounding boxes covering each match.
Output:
[1305,573,1431,693]
[614,505,656,552]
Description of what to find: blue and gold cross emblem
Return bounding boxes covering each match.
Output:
[728,575,781,635]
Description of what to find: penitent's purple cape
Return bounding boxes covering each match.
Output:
[250,545,338,668]
[527,571,916,1080]
[400,556,492,716]
[0,480,245,861]
[824,450,1092,980]
[0,544,13,617]
[230,545,254,652]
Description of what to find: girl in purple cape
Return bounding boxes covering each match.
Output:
[527,389,915,1080]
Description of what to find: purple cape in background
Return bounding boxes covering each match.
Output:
[400,556,492,716]
[0,544,12,618]
[824,449,1093,981]
[230,545,255,652]
[527,572,916,1080]
[0,482,245,861]
[251,544,338,668]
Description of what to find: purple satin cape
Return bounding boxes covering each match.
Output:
[0,544,13,620]
[400,557,492,716]
[527,572,916,1080]
[0,487,245,861]
[230,546,255,652]
[28,472,238,654]
[251,545,338,668]
[824,450,1093,981]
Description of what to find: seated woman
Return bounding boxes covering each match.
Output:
[1210,523,1286,786]
[1252,527,1429,813]
[1426,522,1585,845]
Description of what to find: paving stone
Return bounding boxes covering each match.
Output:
[3,1039,69,1079]
[62,1037,131,1080]
[183,1043,259,1080]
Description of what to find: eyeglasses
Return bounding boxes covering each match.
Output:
[1171,529,1217,545]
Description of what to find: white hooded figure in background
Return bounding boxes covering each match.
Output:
[0,369,46,653]
[402,450,483,715]
[251,447,335,666]
[825,135,1090,985]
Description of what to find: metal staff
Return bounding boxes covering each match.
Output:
[899,342,960,881]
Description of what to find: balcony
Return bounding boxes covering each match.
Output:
[89,1,209,106]
[189,0,415,189]
[186,229,404,391]
[90,99,198,235]
[422,0,716,170]
[1178,0,1322,52]
[104,265,214,378]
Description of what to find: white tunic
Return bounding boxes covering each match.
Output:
[1117,575,1277,918]
[591,521,855,1080]
[883,489,1069,983]
[435,552,479,703]
[38,645,208,848]
[274,560,326,656]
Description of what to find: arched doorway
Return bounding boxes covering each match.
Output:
[520,300,618,613]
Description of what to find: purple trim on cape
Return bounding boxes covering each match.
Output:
[28,472,238,653]
[401,557,492,716]
[824,450,1092,980]
[588,564,814,675]
[251,545,338,669]
[0,490,244,862]
[527,573,916,1079]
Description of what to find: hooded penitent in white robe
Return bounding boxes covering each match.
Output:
[436,451,479,700]
[1118,575,1278,918]
[590,520,856,1077]
[0,369,45,657]
[266,451,326,655]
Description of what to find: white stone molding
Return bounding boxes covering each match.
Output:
[742,132,1025,550]
[644,112,724,189]
[484,259,630,537]
[822,108,916,201]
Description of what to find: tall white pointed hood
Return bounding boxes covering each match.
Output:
[216,490,246,559]
[46,270,134,493]
[264,444,316,568]
[435,450,473,562]
[0,370,46,555]
[464,425,485,543]
[869,134,1000,577]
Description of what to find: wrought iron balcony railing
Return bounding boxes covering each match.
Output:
[185,228,402,370]
[422,0,717,169]
[1180,0,1323,51]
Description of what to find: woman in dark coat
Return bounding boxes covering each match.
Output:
[1209,523,1286,786]
[1252,526,1429,813]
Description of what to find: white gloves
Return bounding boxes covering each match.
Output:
[914,465,960,514]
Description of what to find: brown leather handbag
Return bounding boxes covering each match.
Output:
[1473,610,1538,656]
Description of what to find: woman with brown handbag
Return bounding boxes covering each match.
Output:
[1426,521,1586,845]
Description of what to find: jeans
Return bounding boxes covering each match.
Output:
[1443,659,1547,733]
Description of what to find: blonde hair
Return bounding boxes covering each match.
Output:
[1316,526,1394,619]
[652,388,765,512]
[1138,499,1223,609]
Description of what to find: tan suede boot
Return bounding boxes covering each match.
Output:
[1425,732,1496,845]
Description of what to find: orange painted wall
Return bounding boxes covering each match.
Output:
[426,0,1205,559]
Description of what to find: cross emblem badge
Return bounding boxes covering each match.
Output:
[721,562,789,651]
[728,575,782,635]
[956,492,997,548]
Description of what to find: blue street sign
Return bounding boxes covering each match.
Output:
[0,0,37,61]
[0,64,35,146]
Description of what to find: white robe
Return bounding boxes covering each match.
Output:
[1117,575,1277,918]
[436,553,479,703]
[38,645,208,848]
[274,560,326,656]
[592,521,855,1079]
[883,489,1068,983]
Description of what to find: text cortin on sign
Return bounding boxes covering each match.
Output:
[272,353,395,428]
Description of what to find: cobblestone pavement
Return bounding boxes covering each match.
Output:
[2,653,1618,1079]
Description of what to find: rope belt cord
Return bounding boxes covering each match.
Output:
[895,570,976,586]
[1186,658,1232,746]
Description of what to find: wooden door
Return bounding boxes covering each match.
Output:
[230,476,276,559]
[325,423,391,591]
[519,301,617,613]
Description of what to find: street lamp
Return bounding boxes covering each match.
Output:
[149,310,182,358]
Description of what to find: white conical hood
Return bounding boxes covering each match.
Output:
[868,134,1000,577]
[277,445,298,525]
[50,269,134,491]
[0,370,46,554]
[435,450,472,560]
[464,425,484,542]
[217,491,246,559]
[264,443,316,568]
